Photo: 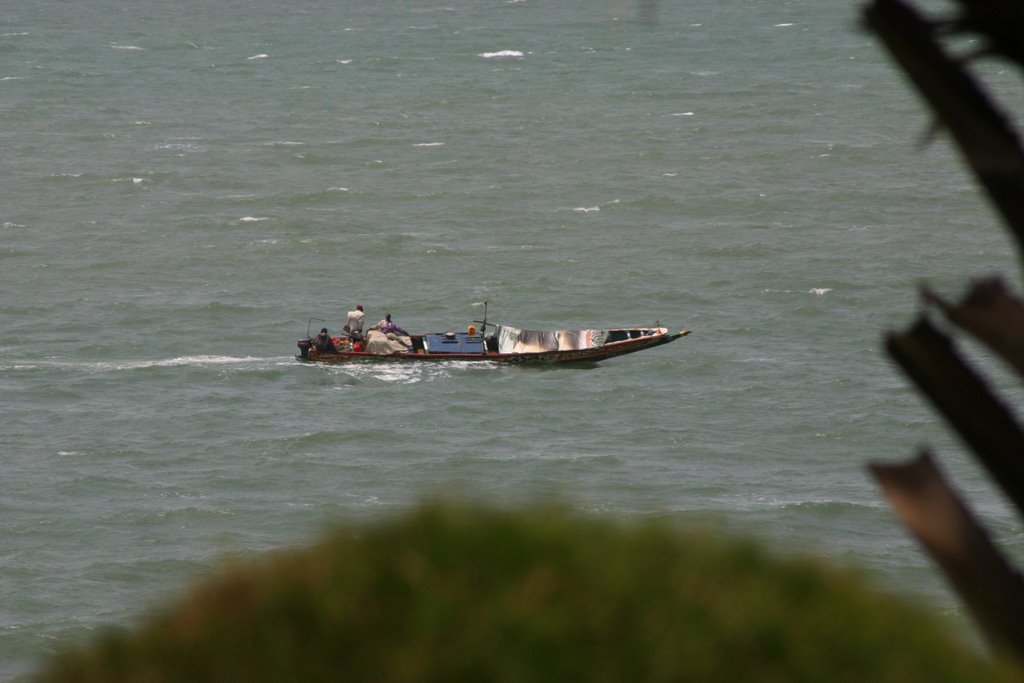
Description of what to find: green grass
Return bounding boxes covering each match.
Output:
[36,504,1022,682]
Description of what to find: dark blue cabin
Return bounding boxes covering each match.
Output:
[422,332,485,354]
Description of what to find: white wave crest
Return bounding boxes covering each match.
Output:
[479,50,523,59]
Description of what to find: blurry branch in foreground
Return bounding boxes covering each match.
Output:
[865,0,1024,244]
[872,451,1024,656]
[864,0,1024,662]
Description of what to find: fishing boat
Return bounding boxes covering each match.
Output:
[296,305,690,365]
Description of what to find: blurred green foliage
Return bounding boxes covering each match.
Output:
[36,504,1021,682]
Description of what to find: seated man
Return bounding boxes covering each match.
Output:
[370,313,408,336]
[314,327,338,353]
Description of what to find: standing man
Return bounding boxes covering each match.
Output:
[344,304,365,340]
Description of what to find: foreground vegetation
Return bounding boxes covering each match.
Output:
[37,504,1019,682]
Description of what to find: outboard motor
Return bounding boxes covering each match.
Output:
[297,338,312,359]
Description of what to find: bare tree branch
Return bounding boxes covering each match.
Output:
[947,0,1024,66]
[885,317,1024,515]
[925,278,1024,379]
[870,452,1024,659]
[864,0,1024,249]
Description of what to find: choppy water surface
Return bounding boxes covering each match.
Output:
[3,0,1023,677]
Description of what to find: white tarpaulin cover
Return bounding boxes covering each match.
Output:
[364,330,412,355]
[496,326,606,354]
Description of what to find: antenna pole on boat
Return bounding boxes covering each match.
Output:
[471,299,490,333]
[306,317,326,338]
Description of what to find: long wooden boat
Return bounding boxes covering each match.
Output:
[297,323,690,365]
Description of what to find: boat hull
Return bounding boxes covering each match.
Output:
[298,329,689,365]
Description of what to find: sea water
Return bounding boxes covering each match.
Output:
[3,0,1023,677]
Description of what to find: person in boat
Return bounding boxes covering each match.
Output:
[370,313,408,336]
[343,304,365,340]
[314,327,338,353]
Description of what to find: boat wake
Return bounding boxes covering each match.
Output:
[313,359,498,385]
[2,357,502,386]
[1,356,296,373]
